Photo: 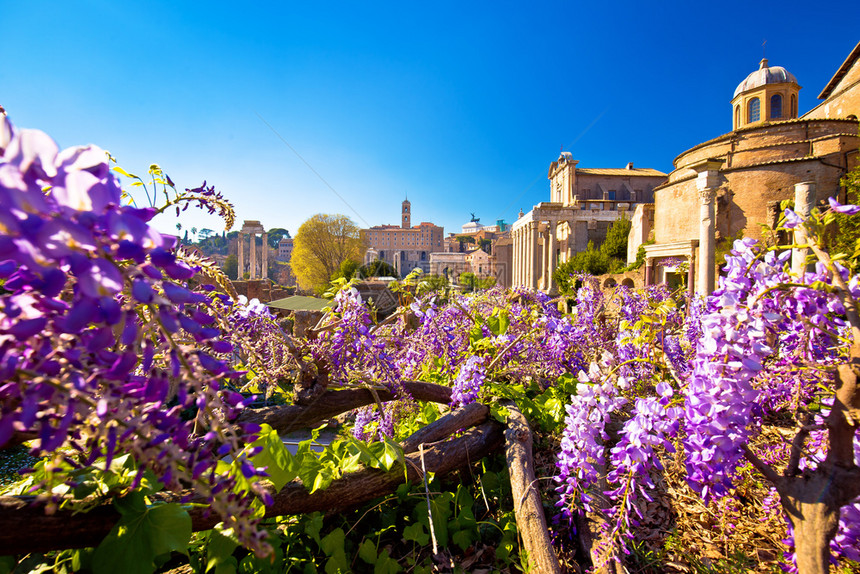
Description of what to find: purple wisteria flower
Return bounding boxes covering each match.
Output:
[0,114,272,554]
[828,196,860,215]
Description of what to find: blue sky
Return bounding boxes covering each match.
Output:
[2,1,857,239]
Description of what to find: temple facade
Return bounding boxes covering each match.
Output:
[510,154,666,292]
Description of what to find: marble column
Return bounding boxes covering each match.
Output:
[541,225,549,291]
[687,256,695,298]
[249,232,257,280]
[237,233,245,280]
[547,221,557,294]
[644,257,653,285]
[261,232,268,279]
[692,159,722,296]
[791,182,815,278]
[524,227,531,289]
[518,229,524,287]
[530,222,540,290]
[513,229,520,287]
[698,188,716,295]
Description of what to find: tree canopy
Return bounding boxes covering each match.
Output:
[552,217,631,293]
[291,214,364,293]
[359,259,399,279]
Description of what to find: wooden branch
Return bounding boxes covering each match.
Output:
[742,444,782,484]
[401,402,487,454]
[786,413,814,477]
[0,420,502,555]
[237,381,452,434]
[502,400,562,574]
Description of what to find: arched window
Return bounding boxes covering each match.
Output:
[379,251,385,259]
[734,105,740,129]
[770,94,783,119]
[791,94,797,118]
[748,98,760,123]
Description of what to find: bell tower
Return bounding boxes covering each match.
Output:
[402,198,411,229]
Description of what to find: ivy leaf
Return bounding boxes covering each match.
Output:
[487,307,510,336]
[338,451,363,474]
[93,492,191,574]
[402,522,429,545]
[320,528,348,573]
[489,402,510,423]
[468,324,484,345]
[373,549,402,574]
[452,529,475,551]
[358,539,378,564]
[249,424,297,491]
[206,527,239,574]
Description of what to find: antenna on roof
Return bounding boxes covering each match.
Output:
[762,39,767,59]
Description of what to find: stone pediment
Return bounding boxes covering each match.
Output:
[240,220,266,234]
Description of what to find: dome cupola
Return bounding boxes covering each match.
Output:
[731,58,801,130]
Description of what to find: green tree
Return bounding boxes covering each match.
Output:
[333,258,360,281]
[600,215,631,260]
[552,242,612,293]
[266,228,290,248]
[358,259,399,279]
[223,253,238,280]
[291,214,364,293]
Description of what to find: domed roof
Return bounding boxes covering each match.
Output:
[733,58,798,98]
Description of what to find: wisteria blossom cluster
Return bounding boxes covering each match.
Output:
[554,227,860,568]
[0,117,273,552]
[208,294,300,395]
[309,286,401,389]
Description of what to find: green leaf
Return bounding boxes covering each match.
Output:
[206,528,239,574]
[304,512,324,545]
[373,549,402,574]
[249,424,297,491]
[0,556,16,574]
[402,522,429,545]
[489,402,510,423]
[468,324,484,345]
[358,539,378,564]
[487,307,510,336]
[93,492,192,574]
[452,529,475,551]
[320,528,348,573]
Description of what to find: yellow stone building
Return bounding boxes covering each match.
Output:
[636,42,860,293]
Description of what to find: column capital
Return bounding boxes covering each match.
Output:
[698,188,716,204]
[690,158,724,192]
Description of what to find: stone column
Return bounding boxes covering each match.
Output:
[547,221,557,293]
[792,181,815,278]
[698,188,716,295]
[261,232,268,280]
[691,159,723,296]
[513,229,520,287]
[249,232,257,280]
[644,257,653,285]
[687,255,695,298]
[541,225,549,291]
[524,226,532,289]
[237,233,245,280]
[517,229,524,288]
[530,222,540,290]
